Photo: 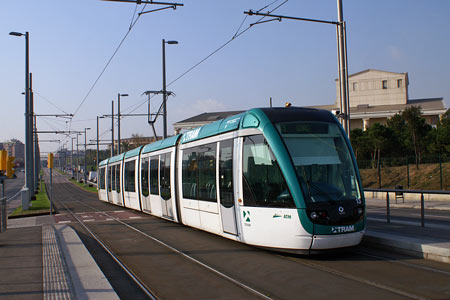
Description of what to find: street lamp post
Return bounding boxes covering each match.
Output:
[84,128,91,184]
[76,133,80,182]
[117,93,128,154]
[9,31,32,202]
[71,137,75,178]
[162,39,178,138]
[111,100,114,157]
[97,116,105,169]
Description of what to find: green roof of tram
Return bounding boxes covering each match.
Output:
[142,134,181,154]
[99,159,109,166]
[109,153,125,163]
[180,113,244,144]
[124,146,143,159]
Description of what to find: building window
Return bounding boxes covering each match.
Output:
[397,79,402,88]
[352,82,357,91]
[382,80,388,89]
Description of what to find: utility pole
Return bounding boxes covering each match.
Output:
[117,93,128,154]
[76,133,79,182]
[244,0,351,136]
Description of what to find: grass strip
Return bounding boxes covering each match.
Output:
[10,180,52,217]
[69,178,98,193]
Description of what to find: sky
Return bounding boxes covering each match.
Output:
[1,0,450,154]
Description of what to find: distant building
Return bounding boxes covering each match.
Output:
[2,139,24,163]
[112,136,160,152]
[173,69,447,133]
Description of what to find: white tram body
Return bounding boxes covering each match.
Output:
[98,108,365,253]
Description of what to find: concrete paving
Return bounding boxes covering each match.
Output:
[364,197,450,263]
[3,216,119,300]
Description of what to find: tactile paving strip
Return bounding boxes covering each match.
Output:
[42,225,76,300]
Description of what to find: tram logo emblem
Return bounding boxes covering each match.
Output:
[331,225,355,233]
[338,206,345,214]
[243,211,251,224]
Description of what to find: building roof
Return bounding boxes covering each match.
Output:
[311,97,446,119]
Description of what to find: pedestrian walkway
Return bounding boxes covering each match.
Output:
[363,197,450,263]
[2,215,119,300]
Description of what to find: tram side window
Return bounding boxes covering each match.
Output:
[116,164,121,193]
[107,167,112,192]
[99,167,105,189]
[160,153,171,200]
[219,140,233,207]
[182,148,197,199]
[182,143,216,202]
[141,158,149,197]
[198,144,216,202]
[150,157,159,195]
[124,161,136,192]
[242,135,294,208]
[111,165,116,191]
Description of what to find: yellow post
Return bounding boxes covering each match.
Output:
[6,156,15,178]
[0,150,6,171]
[48,153,54,169]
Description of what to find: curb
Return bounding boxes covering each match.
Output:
[54,224,120,300]
[362,231,450,264]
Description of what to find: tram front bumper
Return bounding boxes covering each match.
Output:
[310,231,365,250]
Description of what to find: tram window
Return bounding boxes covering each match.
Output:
[150,157,159,195]
[107,167,112,192]
[182,143,217,202]
[160,153,171,200]
[111,165,116,191]
[219,140,233,207]
[141,158,149,197]
[124,161,136,192]
[182,148,197,199]
[242,135,294,208]
[116,165,121,193]
[99,167,105,189]
[198,144,216,202]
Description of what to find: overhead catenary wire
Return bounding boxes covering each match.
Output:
[71,3,149,119]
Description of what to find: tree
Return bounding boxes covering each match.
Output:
[435,109,450,155]
[402,106,431,169]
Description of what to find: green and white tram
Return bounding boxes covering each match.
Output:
[98,107,365,253]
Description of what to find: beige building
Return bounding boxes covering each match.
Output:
[173,69,447,133]
[328,69,446,130]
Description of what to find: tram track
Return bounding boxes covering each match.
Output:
[51,185,160,300]
[47,172,450,300]
[278,254,431,300]
[50,179,274,300]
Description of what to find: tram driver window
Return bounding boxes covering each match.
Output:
[242,135,294,208]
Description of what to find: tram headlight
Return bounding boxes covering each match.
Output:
[357,207,363,216]
[310,211,318,220]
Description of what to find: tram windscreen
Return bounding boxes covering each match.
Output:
[276,122,361,203]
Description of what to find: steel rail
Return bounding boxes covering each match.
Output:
[52,176,274,300]
[278,254,431,300]
[73,199,275,300]
[47,179,160,300]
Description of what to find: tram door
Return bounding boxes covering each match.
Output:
[219,139,238,235]
[160,152,174,219]
[107,166,113,203]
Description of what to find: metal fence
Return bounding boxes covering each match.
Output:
[357,154,449,190]
[364,188,450,227]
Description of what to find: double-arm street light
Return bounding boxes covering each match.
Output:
[162,39,178,138]
[84,128,91,184]
[117,93,128,154]
[9,31,32,202]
